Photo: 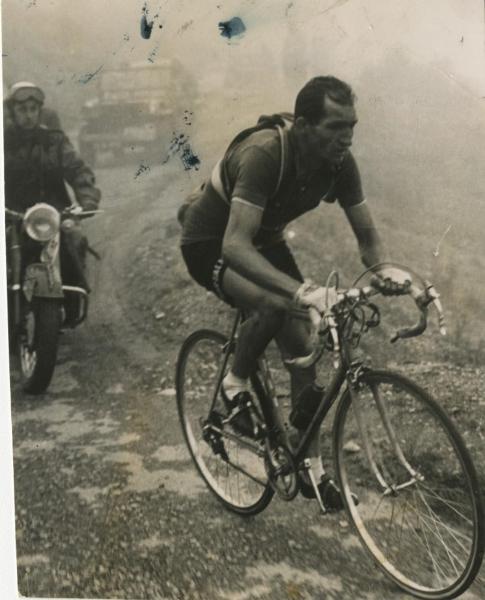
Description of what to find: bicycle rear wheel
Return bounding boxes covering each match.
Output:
[176,329,273,515]
[334,369,484,599]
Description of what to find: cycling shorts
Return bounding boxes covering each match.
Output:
[180,239,304,306]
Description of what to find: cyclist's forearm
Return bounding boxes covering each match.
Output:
[345,203,387,268]
[223,241,300,301]
[360,238,385,268]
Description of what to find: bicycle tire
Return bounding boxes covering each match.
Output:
[176,329,274,516]
[333,369,484,599]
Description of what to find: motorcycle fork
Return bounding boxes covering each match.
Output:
[7,225,22,328]
[40,234,62,290]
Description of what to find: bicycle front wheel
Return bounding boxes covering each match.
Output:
[334,369,484,599]
[176,329,273,516]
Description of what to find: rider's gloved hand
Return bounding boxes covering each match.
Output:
[294,281,339,314]
[371,267,412,296]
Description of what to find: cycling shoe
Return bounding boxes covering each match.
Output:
[299,473,359,511]
[221,388,261,439]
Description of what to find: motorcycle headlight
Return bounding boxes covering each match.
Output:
[23,203,60,242]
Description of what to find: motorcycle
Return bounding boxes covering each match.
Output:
[5,203,100,394]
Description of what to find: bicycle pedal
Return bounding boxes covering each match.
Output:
[225,405,265,440]
[202,419,228,461]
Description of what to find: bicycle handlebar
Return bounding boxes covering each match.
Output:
[285,274,446,369]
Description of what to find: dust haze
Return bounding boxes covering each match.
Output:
[2,3,484,344]
[2,0,485,345]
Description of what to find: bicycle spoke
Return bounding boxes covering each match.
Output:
[385,495,397,550]
[418,482,474,527]
[403,497,465,580]
[412,490,471,563]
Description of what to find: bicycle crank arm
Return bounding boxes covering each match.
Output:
[304,459,327,515]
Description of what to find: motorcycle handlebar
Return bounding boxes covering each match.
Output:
[66,210,103,220]
[5,207,24,221]
[5,206,103,221]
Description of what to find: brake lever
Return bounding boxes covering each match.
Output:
[423,282,447,336]
[325,313,340,368]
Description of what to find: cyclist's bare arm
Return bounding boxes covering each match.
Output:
[222,198,301,303]
[344,202,385,268]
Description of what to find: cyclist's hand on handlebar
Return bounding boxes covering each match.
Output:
[294,281,339,315]
[371,266,412,296]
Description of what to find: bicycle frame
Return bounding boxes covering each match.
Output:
[210,308,422,497]
[207,310,348,460]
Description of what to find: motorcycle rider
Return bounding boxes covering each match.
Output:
[3,81,101,315]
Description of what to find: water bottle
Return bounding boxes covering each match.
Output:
[289,383,324,430]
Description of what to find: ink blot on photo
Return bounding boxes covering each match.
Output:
[167,132,201,171]
[141,14,154,39]
[218,17,246,40]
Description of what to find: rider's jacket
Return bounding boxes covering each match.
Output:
[3,124,101,213]
[180,127,365,249]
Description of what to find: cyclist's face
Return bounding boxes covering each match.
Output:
[304,97,358,165]
[11,99,42,130]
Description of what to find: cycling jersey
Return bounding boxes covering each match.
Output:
[180,126,365,248]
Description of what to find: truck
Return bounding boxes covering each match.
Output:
[78,60,196,167]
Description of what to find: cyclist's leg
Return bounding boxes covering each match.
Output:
[256,240,316,400]
[260,239,326,482]
[221,266,289,380]
[275,318,323,466]
[222,239,309,381]
[275,313,315,398]
[224,240,325,476]
[181,239,289,395]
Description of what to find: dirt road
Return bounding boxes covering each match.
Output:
[10,162,484,599]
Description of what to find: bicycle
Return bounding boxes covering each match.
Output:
[175,263,485,599]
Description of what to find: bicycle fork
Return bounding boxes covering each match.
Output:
[349,378,424,496]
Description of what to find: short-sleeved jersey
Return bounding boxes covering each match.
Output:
[181,127,364,247]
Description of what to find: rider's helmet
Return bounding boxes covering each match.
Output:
[5,81,45,108]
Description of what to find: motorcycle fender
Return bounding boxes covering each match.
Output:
[23,263,63,301]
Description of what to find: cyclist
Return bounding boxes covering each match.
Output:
[179,76,405,509]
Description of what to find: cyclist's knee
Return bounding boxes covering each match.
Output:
[255,298,287,330]
[277,316,313,358]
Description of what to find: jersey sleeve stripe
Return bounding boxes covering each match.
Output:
[232,197,265,210]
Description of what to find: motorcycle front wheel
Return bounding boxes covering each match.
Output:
[19,298,62,394]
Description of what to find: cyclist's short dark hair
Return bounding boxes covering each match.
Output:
[294,76,355,124]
